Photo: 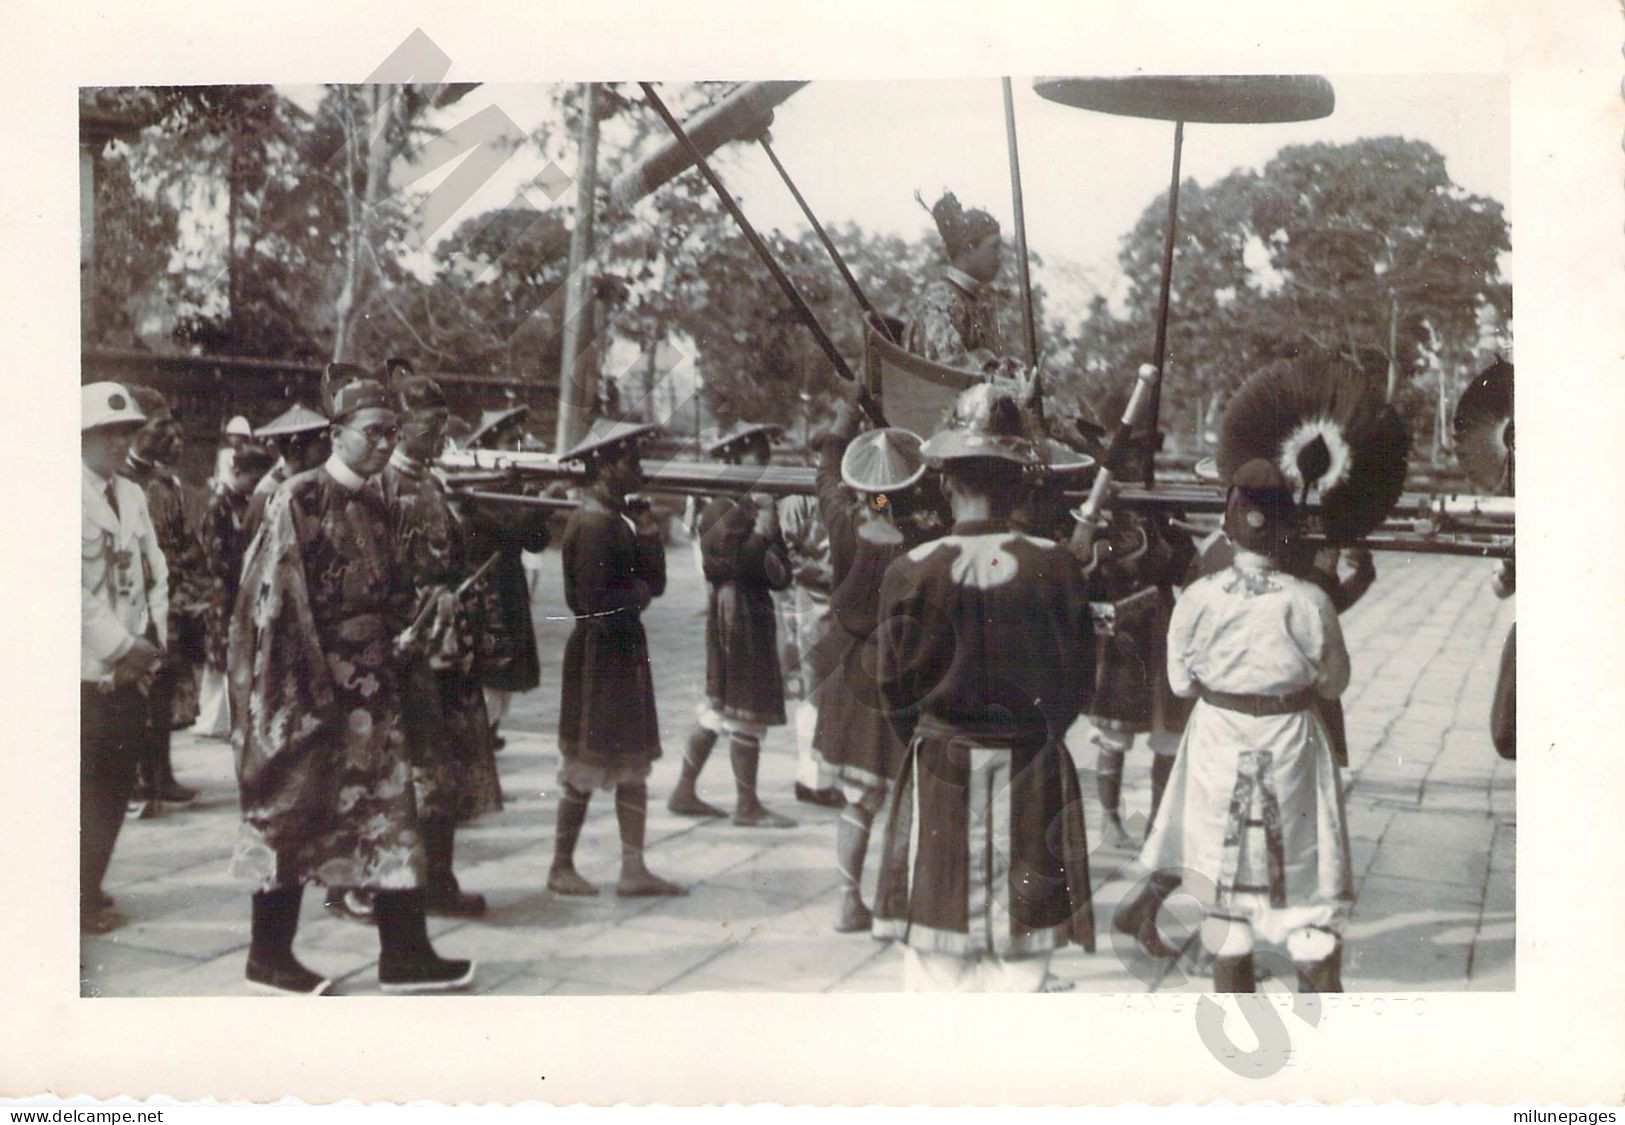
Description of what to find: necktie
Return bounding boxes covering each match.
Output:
[105,481,120,520]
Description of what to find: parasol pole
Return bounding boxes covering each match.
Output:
[637,84,857,388]
[1144,119,1185,488]
[1002,78,1039,370]
[755,133,893,341]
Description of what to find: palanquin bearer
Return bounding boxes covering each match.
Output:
[871,385,1098,991]
[1137,460,1355,994]
[667,424,799,829]
[81,384,167,934]
[811,403,938,933]
[227,364,474,995]
[377,363,503,916]
[243,402,331,545]
[902,190,1012,373]
[122,387,209,812]
[549,422,685,898]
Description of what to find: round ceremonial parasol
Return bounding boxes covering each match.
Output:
[1452,357,1514,496]
[1034,75,1336,487]
[1217,357,1410,544]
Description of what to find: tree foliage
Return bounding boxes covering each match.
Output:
[1076,136,1511,456]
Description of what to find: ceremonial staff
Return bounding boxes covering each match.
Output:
[1001,78,1040,370]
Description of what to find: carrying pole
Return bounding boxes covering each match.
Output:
[638,83,856,386]
[756,134,892,341]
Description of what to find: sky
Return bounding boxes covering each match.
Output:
[303,74,1512,329]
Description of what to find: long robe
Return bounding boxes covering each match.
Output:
[808,433,931,787]
[126,455,211,726]
[871,520,1097,958]
[1138,560,1354,944]
[556,495,666,788]
[377,453,502,824]
[698,494,792,728]
[227,466,424,892]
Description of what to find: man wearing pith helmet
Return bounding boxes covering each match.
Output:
[870,383,1098,991]
[80,383,167,934]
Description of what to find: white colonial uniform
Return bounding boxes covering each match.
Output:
[82,463,169,683]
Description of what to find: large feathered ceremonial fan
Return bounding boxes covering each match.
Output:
[1218,357,1411,544]
[1452,357,1514,496]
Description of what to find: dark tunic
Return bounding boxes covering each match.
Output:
[199,487,253,672]
[1081,512,1196,737]
[378,453,503,824]
[557,495,666,787]
[698,494,792,728]
[465,507,550,694]
[126,455,211,726]
[871,520,1097,957]
[809,433,931,786]
[228,465,424,892]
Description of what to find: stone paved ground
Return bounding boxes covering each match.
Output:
[81,548,1514,996]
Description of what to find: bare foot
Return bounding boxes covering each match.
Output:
[667,791,728,818]
[616,870,688,897]
[733,805,797,829]
[1102,818,1135,850]
[547,868,599,896]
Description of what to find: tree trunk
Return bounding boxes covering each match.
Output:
[1384,291,1400,402]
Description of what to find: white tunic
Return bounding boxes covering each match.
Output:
[1138,555,1354,942]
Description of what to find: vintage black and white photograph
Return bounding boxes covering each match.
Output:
[14,0,1624,1107]
[74,69,1516,1001]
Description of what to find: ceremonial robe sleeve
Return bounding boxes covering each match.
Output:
[1164,582,1200,699]
[228,486,337,814]
[1304,586,1351,699]
[632,523,666,600]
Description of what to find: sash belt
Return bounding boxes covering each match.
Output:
[1197,684,1317,716]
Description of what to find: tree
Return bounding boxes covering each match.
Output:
[1252,137,1511,406]
[1077,136,1511,457]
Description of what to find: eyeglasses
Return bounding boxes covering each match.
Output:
[344,423,400,445]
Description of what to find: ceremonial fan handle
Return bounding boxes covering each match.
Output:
[1070,363,1160,562]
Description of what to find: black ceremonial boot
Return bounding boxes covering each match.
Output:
[375,890,476,994]
[1111,871,1181,960]
[422,817,487,917]
[246,885,332,996]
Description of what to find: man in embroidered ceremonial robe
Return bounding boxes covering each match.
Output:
[901,191,1013,374]
[80,384,167,934]
[228,365,474,995]
[871,385,1097,991]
